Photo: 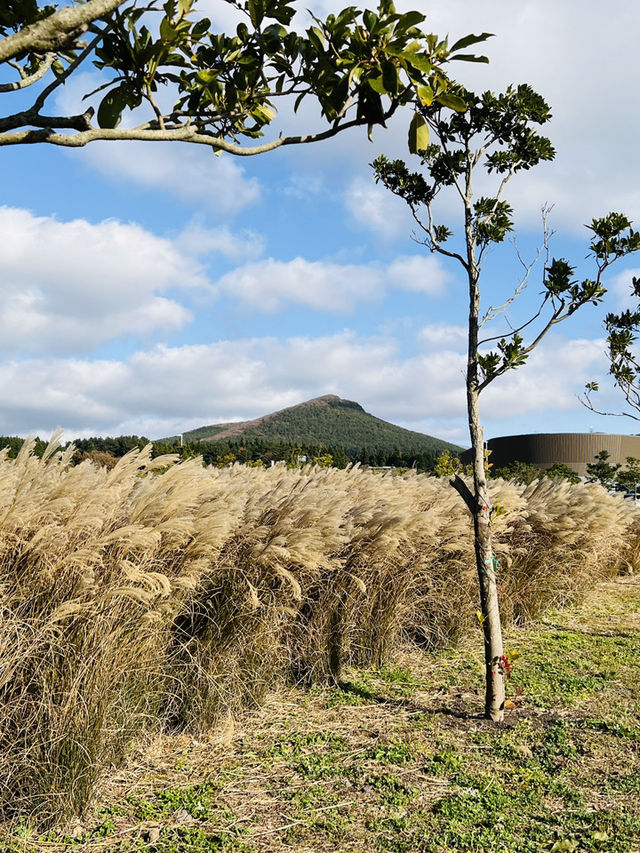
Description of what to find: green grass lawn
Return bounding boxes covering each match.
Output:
[7,578,640,853]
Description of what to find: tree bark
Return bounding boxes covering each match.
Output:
[467,382,505,721]
[0,0,124,64]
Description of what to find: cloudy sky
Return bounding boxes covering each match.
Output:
[1,0,639,446]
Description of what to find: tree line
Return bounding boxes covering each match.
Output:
[6,433,639,491]
[0,434,441,472]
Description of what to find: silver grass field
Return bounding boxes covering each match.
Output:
[0,439,638,826]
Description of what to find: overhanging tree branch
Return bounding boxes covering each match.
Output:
[0,0,124,63]
[0,1,491,159]
[0,105,398,153]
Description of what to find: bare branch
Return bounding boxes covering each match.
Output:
[0,110,93,133]
[412,200,469,270]
[477,301,565,393]
[478,264,535,331]
[145,87,166,131]
[6,59,24,77]
[0,53,55,92]
[478,205,551,333]
[449,474,476,513]
[580,390,640,422]
[436,129,467,205]
[479,299,546,347]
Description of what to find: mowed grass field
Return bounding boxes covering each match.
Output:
[9,575,640,853]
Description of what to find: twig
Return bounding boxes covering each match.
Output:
[0,53,55,92]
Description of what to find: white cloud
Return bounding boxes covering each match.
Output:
[213,254,450,312]
[344,178,413,238]
[214,257,386,312]
[177,221,266,262]
[0,207,207,355]
[387,256,450,295]
[483,337,607,418]
[83,142,261,215]
[607,267,640,311]
[418,323,468,350]
[283,172,326,199]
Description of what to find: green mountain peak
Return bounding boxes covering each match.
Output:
[170,396,460,458]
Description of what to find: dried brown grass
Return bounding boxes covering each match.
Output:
[0,442,637,826]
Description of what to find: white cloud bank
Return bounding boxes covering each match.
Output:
[0,205,457,367]
[0,207,206,355]
[0,207,277,356]
[0,329,613,441]
[0,204,456,364]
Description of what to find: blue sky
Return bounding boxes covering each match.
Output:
[1,0,639,446]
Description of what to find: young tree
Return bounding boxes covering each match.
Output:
[493,460,541,485]
[613,456,640,495]
[543,462,581,484]
[373,84,640,721]
[585,450,620,489]
[0,0,488,157]
[433,449,471,478]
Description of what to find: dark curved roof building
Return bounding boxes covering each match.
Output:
[483,433,640,477]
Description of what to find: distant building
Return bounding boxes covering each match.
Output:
[461,433,640,477]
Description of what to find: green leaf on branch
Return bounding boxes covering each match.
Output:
[356,88,385,125]
[252,103,276,123]
[544,258,575,295]
[415,83,433,106]
[177,0,193,16]
[438,91,467,112]
[408,113,429,154]
[449,32,493,52]
[248,0,264,29]
[450,53,490,63]
[308,25,325,50]
[381,60,399,95]
[160,17,179,43]
[97,86,127,129]
[406,52,432,73]
[367,73,386,94]
[396,10,426,29]
[196,69,218,84]
[362,9,378,32]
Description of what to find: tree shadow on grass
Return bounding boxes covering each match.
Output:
[335,679,486,724]
[540,622,638,640]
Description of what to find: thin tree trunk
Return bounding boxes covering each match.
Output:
[451,366,506,721]
[451,175,506,721]
[467,385,505,721]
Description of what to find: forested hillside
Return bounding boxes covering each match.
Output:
[0,397,461,472]
[171,395,460,458]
